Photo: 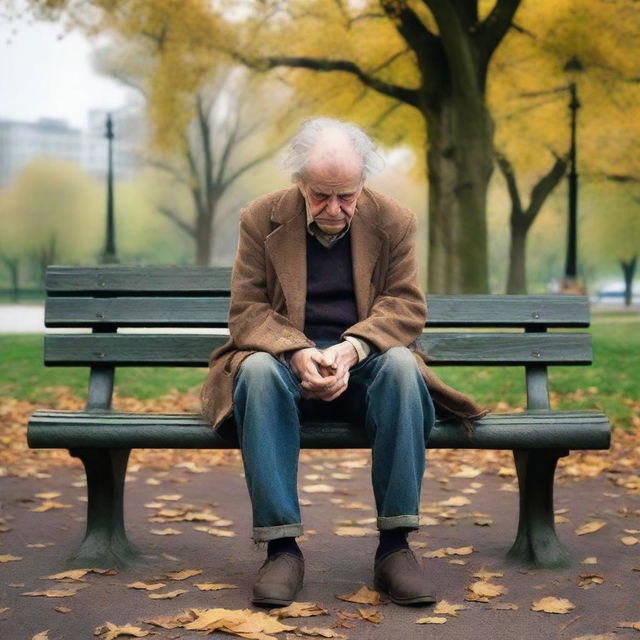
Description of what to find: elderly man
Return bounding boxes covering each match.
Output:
[200,118,485,607]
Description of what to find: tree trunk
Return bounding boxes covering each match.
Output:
[621,255,637,307]
[195,209,214,266]
[507,222,528,294]
[426,96,493,294]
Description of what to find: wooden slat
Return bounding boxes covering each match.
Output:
[28,409,611,451]
[44,332,592,366]
[46,266,232,295]
[44,293,590,328]
[46,297,230,327]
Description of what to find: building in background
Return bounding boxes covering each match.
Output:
[0,106,143,187]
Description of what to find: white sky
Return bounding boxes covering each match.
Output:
[0,13,129,129]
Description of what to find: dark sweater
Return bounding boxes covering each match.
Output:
[304,232,358,341]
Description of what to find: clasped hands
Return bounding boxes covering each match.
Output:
[289,342,359,401]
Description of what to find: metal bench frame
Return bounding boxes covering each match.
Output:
[28,266,611,569]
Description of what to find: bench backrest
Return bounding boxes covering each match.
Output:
[43,266,593,412]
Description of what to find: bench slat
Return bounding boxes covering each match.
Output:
[28,409,611,450]
[44,333,592,366]
[44,295,590,328]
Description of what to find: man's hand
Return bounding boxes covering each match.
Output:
[290,348,338,399]
[291,342,358,402]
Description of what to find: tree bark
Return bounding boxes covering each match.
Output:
[425,95,493,293]
[621,255,637,307]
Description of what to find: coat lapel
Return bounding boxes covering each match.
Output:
[265,189,307,330]
[350,193,384,320]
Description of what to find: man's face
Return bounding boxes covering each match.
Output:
[298,160,364,235]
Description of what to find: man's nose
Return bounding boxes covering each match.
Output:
[326,196,341,216]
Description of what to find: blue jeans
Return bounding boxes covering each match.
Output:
[233,345,435,542]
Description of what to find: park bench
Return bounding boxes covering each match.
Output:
[28,265,611,570]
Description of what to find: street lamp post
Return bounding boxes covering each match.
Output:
[562,56,584,291]
[102,113,119,264]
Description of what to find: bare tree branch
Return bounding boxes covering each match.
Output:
[157,206,196,237]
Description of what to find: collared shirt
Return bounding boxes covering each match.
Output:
[305,206,370,363]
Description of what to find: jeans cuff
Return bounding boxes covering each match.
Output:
[252,523,304,542]
[377,515,420,530]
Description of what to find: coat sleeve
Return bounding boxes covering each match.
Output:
[228,208,314,356]
[343,215,427,351]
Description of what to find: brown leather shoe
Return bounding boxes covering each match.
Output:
[252,552,304,606]
[374,548,437,605]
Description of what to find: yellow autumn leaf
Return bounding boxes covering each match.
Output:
[446,546,474,556]
[302,484,335,493]
[423,548,448,559]
[358,608,384,623]
[473,569,505,581]
[31,632,49,640]
[434,600,467,617]
[148,589,188,599]
[335,586,384,605]
[574,521,606,536]
[31,501,72,512]
[439,496,471,507]
[467,581,506,599]
[194,583,238,591]
[163,569,202,581]
[333,527,377,537]
[298,627,347,638]
[155,494,182,501]
[22,588,84,598]
[618,622,640,631]
[582,557,598,564]
[269,602,328,618]
[451,466,483,478]
[43,569,90,581]
[193,525,236,537]
[531,596,576,614]
[94,622,150,639]
[54,607,72,614]
[126,582,167,591]
[0,555,22,563]
[35,492,61,499]
[150,528,182,535]
[621,536,639,546]
[416,616,448,624]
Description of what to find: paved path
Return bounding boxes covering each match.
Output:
[1,451,639,639]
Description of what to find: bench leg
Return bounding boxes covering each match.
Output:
[506,449,571,568]
[69,448,141,568]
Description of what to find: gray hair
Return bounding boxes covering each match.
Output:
[281,117,384,180]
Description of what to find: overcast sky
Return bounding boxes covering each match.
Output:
[0,13,129,129]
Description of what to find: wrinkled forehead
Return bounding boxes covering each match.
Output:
[304,127,364,181]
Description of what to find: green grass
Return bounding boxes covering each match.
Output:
[1,314,638,428]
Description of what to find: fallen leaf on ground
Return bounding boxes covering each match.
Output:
[333,527,376,537]
[195,583,238,591]
[150,528,182,535]
[143,615,184,630]
[148,589,188,599]
[618,621,640,631]
[54,607,72,614]
[465,581,506,601]
[163,569,202,581]
[574,521,606,536]
[155,494,182,501]
[439,496,471,507]
[621,536,639,546]
[298,627,346,638]
[578,573,604,589]
[336,585,384,605]
[269,602,328,618]
[94,622,149,639]
[183,607,295,635]
[581,557,598,564]
[43,569,116,581]
[473,569,504,580]
[22,588,85,598]
[31,501,71,512]
[434,600,467,617]
[358,608,384,623]
[31,632,49,640]
[35,492,60,499]
[446,546,473,556]
[531,596,575,614]
[126,582,166,591]
[451,466,482,478]
[416,616,448,624]
[194,525,236,537]
[302,484,335,493]
[0,555,22,562]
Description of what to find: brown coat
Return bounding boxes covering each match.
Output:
[200,186,486,429]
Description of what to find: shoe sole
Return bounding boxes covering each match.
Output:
[252,596,295,607]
